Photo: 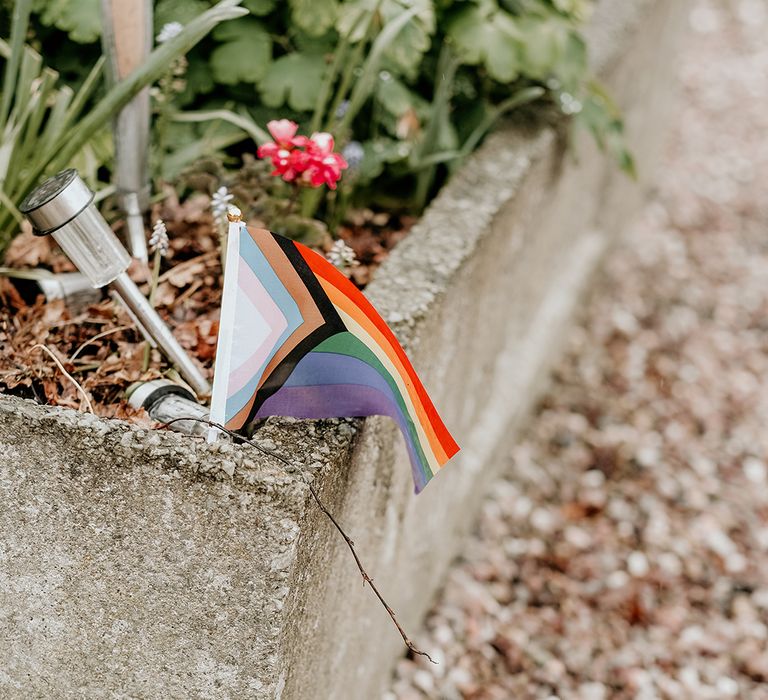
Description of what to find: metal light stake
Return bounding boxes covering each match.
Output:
[19,169,211,397]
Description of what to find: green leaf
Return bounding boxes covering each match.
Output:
[379,0,435,76]
[375,77,428,137]
[289,0,339,37]
[335,0,378,42]
[211,17,272,85]
[37,0,101,44]
[358,138,409,180]
[552,30,586,93]
[447,5,521,82]
[259,53,326,112]
[516,16,569,79]
[293,28,338,54]
[176,54,216,104]
[377,78,426,118]
[243,0,276,15]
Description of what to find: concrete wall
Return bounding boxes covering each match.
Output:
[0,1,689,697]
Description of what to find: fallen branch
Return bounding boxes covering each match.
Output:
[161,416,436,664]
[30,343,94,414]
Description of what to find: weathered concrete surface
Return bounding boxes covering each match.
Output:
[0,400,356,697]
[0,1,688,698]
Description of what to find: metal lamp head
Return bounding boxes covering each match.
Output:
[19,169,130,288]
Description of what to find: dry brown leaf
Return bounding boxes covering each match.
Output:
[3,224,52,268]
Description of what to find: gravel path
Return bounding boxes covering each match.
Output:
[388,3,768,699]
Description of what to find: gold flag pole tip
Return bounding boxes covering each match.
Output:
[226,206,242,222]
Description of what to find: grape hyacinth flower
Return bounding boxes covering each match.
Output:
[211,186,234,221]
[210,188,235,274]
[148,219,169,256]
[335,100,350,119]
[326,239,358,272]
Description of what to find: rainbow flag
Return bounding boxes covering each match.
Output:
[209,220,459,492]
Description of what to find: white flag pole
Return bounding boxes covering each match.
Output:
[207,206,244,443]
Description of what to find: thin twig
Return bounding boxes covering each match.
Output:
[30,343,94,414]
[69,324,134,362]
[171,278,203,309]
[161,416,437,664]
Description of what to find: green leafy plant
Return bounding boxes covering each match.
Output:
[4,0,632,245]
[0,0,247,250]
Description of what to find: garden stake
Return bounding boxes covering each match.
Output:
[101,0,153,262]
[20,169,211,397]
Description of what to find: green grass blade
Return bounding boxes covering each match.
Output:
[339,7,419,133]
[14,68,60,184]
[0,0,32,130]
[0,266,56,280]
[63,56,106,124]
[12,46,43,119]
[0,188,23,226]
[35,85,74,162]
[172,108,270,144]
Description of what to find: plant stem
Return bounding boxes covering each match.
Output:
[457,86,546,161]
[142,247,162,372]
[413,44,460,211]
[338,6,418,138]
[310,38,350,134]
[299,186,325,220]
[219,218,228,275]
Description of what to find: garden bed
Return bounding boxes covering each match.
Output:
[0,189,414,416]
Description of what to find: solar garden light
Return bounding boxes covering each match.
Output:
[20,169,211,398]
[126,379,211,437]
[35,272,101,312]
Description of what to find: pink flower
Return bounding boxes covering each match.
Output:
[307,132,335,155]
[267,119,306,148]
[303,132,347,189]
[305,152,348,190]
[257,121,348,189]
